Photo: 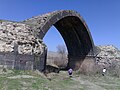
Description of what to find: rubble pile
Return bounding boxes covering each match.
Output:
[0,20,46,55]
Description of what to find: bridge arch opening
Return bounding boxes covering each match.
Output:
[43,26,67,52]
[42,16,95,70]
[43,26,68,69]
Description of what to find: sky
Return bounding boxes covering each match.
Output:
[0,0,120,51]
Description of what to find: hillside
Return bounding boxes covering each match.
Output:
[0,69,120,90]
[0,45,119,90]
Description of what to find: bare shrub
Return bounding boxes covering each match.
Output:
[47,52,68,69]
[53,57,68,68]
[56,44,66,59]
[54,44,68,68]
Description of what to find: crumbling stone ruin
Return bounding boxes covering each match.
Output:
[95,45,120,76]
[0,20,47,71]
[96,45,120,67]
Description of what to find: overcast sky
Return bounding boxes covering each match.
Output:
[0,0,120,51]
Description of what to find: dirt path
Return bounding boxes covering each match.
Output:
[72,76,106,90]
[7,75,36,79]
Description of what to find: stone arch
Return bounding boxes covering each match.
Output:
[23,10,96,70]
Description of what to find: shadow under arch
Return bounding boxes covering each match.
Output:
[23,10,96,70]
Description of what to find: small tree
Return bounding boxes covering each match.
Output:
[56,44,66,59]
[55,44,68,68]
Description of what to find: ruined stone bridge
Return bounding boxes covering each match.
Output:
[23,10,97,71]
[0,10,97,72]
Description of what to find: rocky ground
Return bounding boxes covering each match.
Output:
[96,45,120,68]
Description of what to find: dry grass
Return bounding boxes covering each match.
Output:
[0,69,120,90]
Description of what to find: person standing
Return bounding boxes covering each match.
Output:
[68,68,73,77]
[102,68,106,76]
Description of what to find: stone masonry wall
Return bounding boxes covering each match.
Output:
[0,52,34,70]
[0,20,46,54]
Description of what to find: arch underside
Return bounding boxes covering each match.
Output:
[54,16,94,57]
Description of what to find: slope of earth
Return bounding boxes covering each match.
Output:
[0,69,120,90]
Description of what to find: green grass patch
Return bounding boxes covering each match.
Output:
[0,70,120,90]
